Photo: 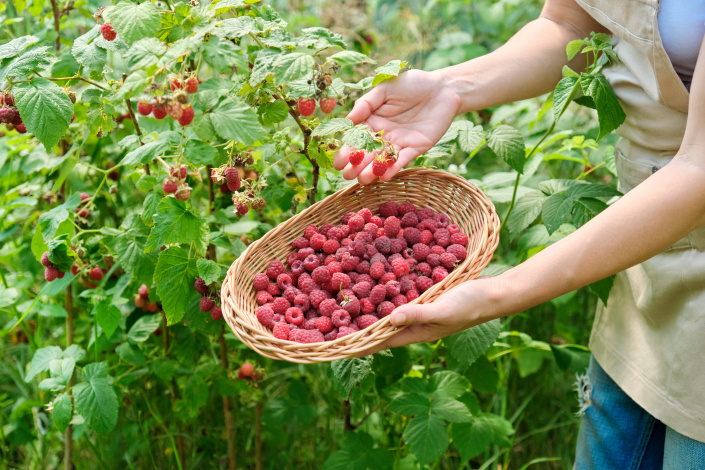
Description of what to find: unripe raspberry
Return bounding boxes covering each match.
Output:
[175,186,191,201]
[184,76,199,94]
[178,107,194,126]
[200,297,214,312]
[100,23,117,41]
[167,102,183,120]
[137,101,153,116]
[173,89,189,104]
[135,295,146,309]
[319,98,336,114]
[147,302,158,312]
[89,267,104,281]
[298,98,316,116]
[238,362,254,379]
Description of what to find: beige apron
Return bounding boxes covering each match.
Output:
[576,0,705,442]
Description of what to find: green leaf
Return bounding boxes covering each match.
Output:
[145,197,209,254]
[486,125,525,174]
[112,216,158,285]
[0,35,40,60]
[46,237,73,272]
[116,343,147,366]
[125,38,166,70]
[127,314,161,343]
[330,356,374,396]
[444,320,501,371]
[272,52,315,84]
[451,414,514,461]
[72,26,107,74]
[388,392,431,416]
[25,346,63,382]
[403,414,449,464]
[203,36,247,73]
[342,125,376,151]
[566,39,586,60]
[550,344,590,373]
[506,191,546,239]
[197,258,220,285]
[257,100,289,126]
[73,363,118,434]
[183,140,219,166]
[457,123,484,154]
[210,98,266,145]
[542,193,574,235]
[579,73,626,140]
[113,70,150,101]
[154,247,199,325]
[312,118,353,137]
[428,371,471,400]
[104,1,161,45]
[327,50,375,67]
[121,140,170,166]
[553,76,580,121]
[14,78,73,151]
[52,393,72,433]
[588,274,615,305]
[431,397,472,423]
[565,182,621,199]
[0,47,56,85]
[323,431,393,470]
[94,300,121,339]
[372,60,406,87]
[217,16,259,38]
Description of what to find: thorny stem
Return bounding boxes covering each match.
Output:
[280,94,320,204]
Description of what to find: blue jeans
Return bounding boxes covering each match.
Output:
[574,355,705,469]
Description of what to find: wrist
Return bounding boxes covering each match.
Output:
[431,67,469,116]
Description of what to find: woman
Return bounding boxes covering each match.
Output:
[335,0,705,467]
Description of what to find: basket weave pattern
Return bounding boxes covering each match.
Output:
[221,168,500,363]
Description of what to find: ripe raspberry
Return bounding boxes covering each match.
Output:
[297,329,325,344]
[378,201,398,218]
[137,101,153,116]
[307,234,325,252]
[345,215,364,232]
[162,178,178,194]
[337,326,356,338]
[256,291,274,305]
[330,272,351,291]
[301,255,319,273]
[175,186,191,201]
[89,267,104,281]
[311,266,332,285]
[139,284,149,299]
[319,98,336,114]
[289,237,308,251]
[406,289,420,302]
[322,239,340,255]
[272,297,290,314]
[298,98,316,116]
[416,262,432,277]
[447,244,467,261]
[291,260,305,277]
[386,281,401,298]
[354,314,377,330]
[272,322,289,340]
[440,253,457,269]
[319,224,334,237]
[332,309,351,327]
[377,301,395,317]
[309,289,327,308]
[403,227,421,246]
[420,230,434,245]
[0,93,14,107]
[418,207,435,221]
[253,274,270,292]
[70,264,80,276]
[379,272,397,285]
[372,156,389,177]
[267,260,286,280]
[315,316,334,333]
[369,262,385,280]
[349,149,365,166]
[237,204,249,215]
[432,266,449,284]
[152,104,167,119]
[297,248,314,262]
[398,201,416,215]
[319,298,338,317]
[412,243,430,262]
[390,238,405,254]
[399,277,414,294]
[41,252,52,268]
[169,77,182,91]
[184,77,199,94]
[200,297,214,312]
[359,298,375,315]
[255,305,274,327]
[224,167,240,191]
[276,273,293,290]
[285,307,304,325]
[178,107,194,126]
[303,225,318,240]
[415,276,433,292]
[384,217,401,238]
[324,328,339,341]
[294,293,310,311]
[167,102,183,120]
[426,253,441,267]
[352,281,372,299]
[369,284,386,305]
[434,229,451,247]
[401,212,419,228]
[209,305,222,320]
[329,226,346,241]
[283,287,300,304]
[391,294,408,307]
[44,266,59,282]
[100,23,117,41]
[15,122,25,133]
[435,213,450,226]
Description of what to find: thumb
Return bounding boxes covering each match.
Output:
[390,303,436,327]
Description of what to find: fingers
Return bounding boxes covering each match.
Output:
[333,145,353,171]
[389,302,437,327]
[346,85,387,125]
[379,147,419,182]
[342,150,377,181]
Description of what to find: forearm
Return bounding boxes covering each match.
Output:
[494,157,705,315]
[437,7,606,113]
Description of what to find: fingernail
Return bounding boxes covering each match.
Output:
[392,313,405,326]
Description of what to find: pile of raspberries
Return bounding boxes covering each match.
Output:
[252,201,469,344]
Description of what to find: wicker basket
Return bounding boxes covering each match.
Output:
[221,168,500,363]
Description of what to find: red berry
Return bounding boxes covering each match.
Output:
[70,264,80,276]
[256,306,275,327]
[272,297,290,315]
[369,284,387,305]
[184,77,199,94]
[88,267,103,281]
[319,298,338,317]
[440,252,457,269]
[311,266,332,284]
[41,252,52,268]
[167,102,183,120]
[276,273,293,290]
[210,305,223,320]
[355,314,378,330]
[0,93,14,107]
[272,322,289,340]
[369,262,385,280]
[296,329,325,344]
[178,107,194,126]
[267,261,286,280]
[237,204,249,215]
[139,284,149,299]
[315,316,334,333]
[152,104,167,120]
[170,78,182,91]
[44,266,59,282]
[200,297,214,312]
[377,301,395,318]
[348,215,365,232]
[432,266,449,284]
[416,276,433,292]
[256,291,274,305]
[319,98,336,114]
[349,149,365,166]
[286,307,304,326]
[239,363,254,379]
[298,98,316,116]
[447,244,467,261]
[137,101,153,116]
[332,309,351,327]
[372,157,389,177]
[100,23,117,41]
[162,178,178,194]
[252,273,269,291]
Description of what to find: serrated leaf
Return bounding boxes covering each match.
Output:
[25,346,63,382]
[104,1,161,45]
[127,314,161,342]
[203,36,247,73]
[0,47,56,85]
[114,70,150,101]
[125,38,166,70]
[323,432,393,470]
[487,125,525,174]
[403,414,449,464]
[183,139,218,165]
[388,392,431,416]
[451,415,514,461]
[94,300,121,339]
[431,397,472,423]
[507,190,546,238]
[257,100,289,126]
[330,356,374,396]
[542,193,574,235]
[579,73,626,140]
[457,123,484,153]
[272,52,315,84]
[327,50,375,67]
[342,126,375,151]
[14,78,73,151]
[444,320,500,371]
[154,247,199,325]
[211,98,265,145]
[121,140,170,167]
[0,35,40,60]
[553,76,580,121]
[37,193,80,241]
[73,363,118,434]
[46,237,73,272]
[52,393,72,433]
[428,371,471,400]
[145,197,209,254]
[72,26,107,74]
[217,16,258,38]
[116,343,147,366]
[372,59,406,87]
[565,182,621,199]
[197,258,220,285]
[312,118,353,137]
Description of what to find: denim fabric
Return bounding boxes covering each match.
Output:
[574,355,705,470]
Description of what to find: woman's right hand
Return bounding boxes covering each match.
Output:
[334,69,463,184]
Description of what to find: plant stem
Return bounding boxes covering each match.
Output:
[255,400,263,470]
[219,329,236,470]
[64,284,73,470]
[343,399,353,432]
[49,0,61,52]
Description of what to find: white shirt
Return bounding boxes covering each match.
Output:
[657,0,705,88]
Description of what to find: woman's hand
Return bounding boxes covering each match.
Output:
[334,69,462,184]
[357,276,505,356]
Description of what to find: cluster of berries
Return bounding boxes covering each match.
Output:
[252,201,469,344]
[162,165,191,201]
[297,97,337,117]
[41,252,66,282]
[136,76,197,126]
[195,277,223,321]
[348,148,397,178]
[100,23,117,41]
[237,362,260,380]
[134,284,159,312]
[0,93,26,134]
[211,161,265,216]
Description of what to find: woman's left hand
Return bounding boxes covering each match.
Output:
[358,276,505,356]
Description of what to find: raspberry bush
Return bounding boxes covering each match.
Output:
[1,0,625,468]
